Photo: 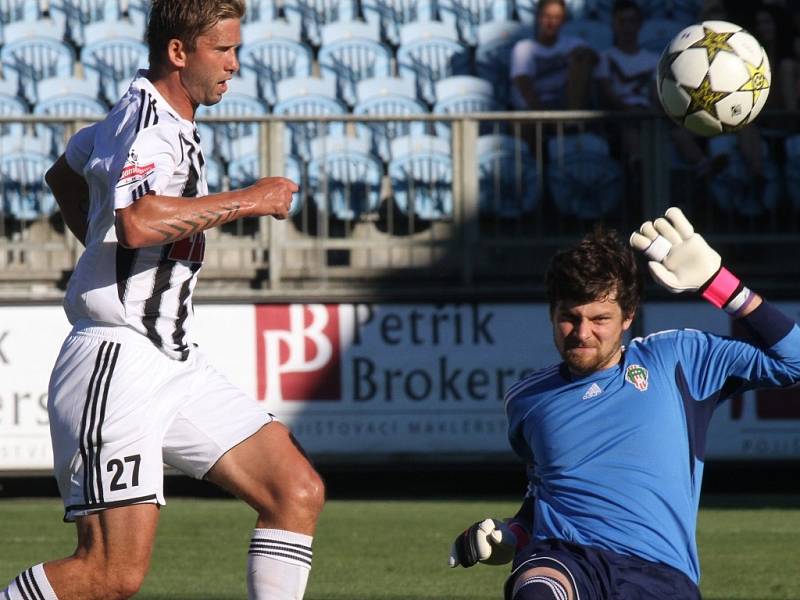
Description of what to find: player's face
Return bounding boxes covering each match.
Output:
[537,4,566,44]
[182,17,241,107]
[552,296,633,377]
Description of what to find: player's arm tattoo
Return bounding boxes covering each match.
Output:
[148,201,242,243]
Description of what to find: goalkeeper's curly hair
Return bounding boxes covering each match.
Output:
[546,226,643,319]
[146,0,245,70]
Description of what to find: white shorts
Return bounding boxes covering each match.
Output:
[48,323,273,521]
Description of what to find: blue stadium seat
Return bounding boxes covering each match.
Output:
[0,133,57,221]
[639,17,688,54]
[81,20,148,103]
[0,21,75,105]
[353,76,427,162]
[50,0,123,47]
[361,0,436,46]
[475,20,532,108]
[438,0,513,46]
[33,75,106,155]
[0,95,26,138]
[122,0,149,29]
[205,154,224,195]
[396,20,471,106]
[433,75,500,139]
[477,133,538,217]
[283,0,358,47]
[389,134,453,220]
[317,20,393,107]
[708,135,779,216]
[638,0,701,23]
[0,0,64,45]
[239,20,312,106]
[561,17,612,51]
[241,0,280,24]
[195,74,268,164]
[272,76,347,161]
[308,135,383,220]
[546,132,623,219]
[228,151,305,216]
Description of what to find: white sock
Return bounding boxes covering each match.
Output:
[247,528,313,600]
[3,564,59,600]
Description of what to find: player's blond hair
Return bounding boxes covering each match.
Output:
[146,0,245,69]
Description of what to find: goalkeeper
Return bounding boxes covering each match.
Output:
[449,208,800,599]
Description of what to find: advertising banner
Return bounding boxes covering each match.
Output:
[1,302,799,472]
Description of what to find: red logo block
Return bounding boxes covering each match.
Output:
[255,304,342,402]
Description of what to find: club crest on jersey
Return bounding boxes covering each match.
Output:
[117,149,155,188]
[625,364,649,391]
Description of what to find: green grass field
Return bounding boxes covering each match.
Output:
[2,496,799,599]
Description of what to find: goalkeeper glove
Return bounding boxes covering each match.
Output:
[630,207,754,315]
[448,518,528,568]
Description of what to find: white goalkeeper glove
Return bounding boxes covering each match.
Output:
[448,518,521,568]
[630,207,753,315]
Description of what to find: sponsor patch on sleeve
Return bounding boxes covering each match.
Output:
[116,149,156,188]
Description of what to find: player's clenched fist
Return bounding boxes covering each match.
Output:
[448,518,519,568]
[630,207,754,315]
[246,176,299,219]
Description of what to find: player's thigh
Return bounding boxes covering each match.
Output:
[49,332,178,521]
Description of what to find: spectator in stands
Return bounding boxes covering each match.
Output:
[510,0,597,112]
[596,0,725,180]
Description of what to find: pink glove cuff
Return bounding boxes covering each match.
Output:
[701,267,740,309]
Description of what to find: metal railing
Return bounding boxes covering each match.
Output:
[0,111,798,301]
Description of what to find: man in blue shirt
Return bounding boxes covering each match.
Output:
[449,208,800,599]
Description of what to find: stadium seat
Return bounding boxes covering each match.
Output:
[33,75,106,155]
[228,151,304,216]
[638,0,701,23]
[238,20,313,106]
[389,134,453,220]
[439,0,515,46]
[121,0,148,28]
[81,20,148,104]
[433,75,500,139]
[353,76,427,162]
[0,0,62,45]
[195,73,268,164]
[361,0,437,46]
[272,75,347,161]
[475,20,532,108]
[708,135,779,216]
[205,154,223,195]
[0,21,75,105]
[50,0,124,47]
[639,17,688,54]
[546,132,624,219]
[0,133,57,221]
[283,0,358,47]
[317,20,393,107]
[0,76,27,137]
[308,135,383,220]
[396,20,471,106]
[477,133,538,217]
[561,17,612,51]
[241,0,280,24]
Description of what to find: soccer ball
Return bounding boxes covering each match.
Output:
[656,20,771,136]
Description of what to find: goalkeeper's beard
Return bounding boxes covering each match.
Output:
[560,334,625,376]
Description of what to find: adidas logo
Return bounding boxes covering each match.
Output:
[582,383,603,400]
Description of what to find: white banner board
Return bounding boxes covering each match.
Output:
[1,302,799,472]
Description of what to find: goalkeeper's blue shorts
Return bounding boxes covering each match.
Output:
[504,538,701,600]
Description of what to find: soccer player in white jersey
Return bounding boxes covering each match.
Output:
[449,209,800,599]
[2,2,323,600]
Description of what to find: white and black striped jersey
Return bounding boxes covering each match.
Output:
[64,71,208,361]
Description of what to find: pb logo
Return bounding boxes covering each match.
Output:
[255,304,341,402]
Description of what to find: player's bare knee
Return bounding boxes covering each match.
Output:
[99,564,148,600]
[269,464,325,521]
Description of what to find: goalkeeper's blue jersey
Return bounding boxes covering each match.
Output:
[505,307,800,584]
